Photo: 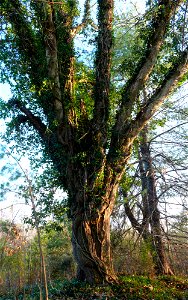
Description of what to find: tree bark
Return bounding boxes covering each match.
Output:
[65,155,119,283]
[71,201,117,284]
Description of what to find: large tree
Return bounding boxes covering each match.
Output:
[0,0,188,284]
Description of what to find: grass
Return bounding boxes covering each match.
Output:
[0,275,188,299]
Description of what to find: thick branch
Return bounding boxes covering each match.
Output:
[124,202,142,234]
[128,49,188,139]
[111,49,187,160]
[50,4,76,124]
[115,0,184,129]
[93,0,113,142]
[12,100,47,140]
[107,48,188,181]
[43,2,63,122]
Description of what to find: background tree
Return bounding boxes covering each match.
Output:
[0,0,188,284]
[122,124,174,276]
[113,95,188,276]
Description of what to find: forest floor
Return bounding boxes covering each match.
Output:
[0,275,188,299]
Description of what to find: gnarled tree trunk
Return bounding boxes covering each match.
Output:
[66,156,121,283]
[71,201,116,283]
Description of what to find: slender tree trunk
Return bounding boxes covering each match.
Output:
[139,126,174,275]
[29,187,49,300]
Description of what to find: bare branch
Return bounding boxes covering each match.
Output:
[124,202,143,234]
[149,121,188,144]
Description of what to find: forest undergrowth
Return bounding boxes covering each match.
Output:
[0,275,188,300]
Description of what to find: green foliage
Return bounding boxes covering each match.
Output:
[113,14,145,81]
[74,61,95,119]
[42,224,75,279]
